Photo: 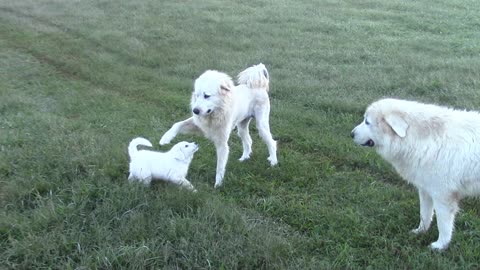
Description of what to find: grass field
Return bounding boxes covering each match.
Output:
[1,0,480,268]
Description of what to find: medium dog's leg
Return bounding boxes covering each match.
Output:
[430,197,459,250]
[214,140,229,188]
[160,117,200,145]
[412,189,434,234]
[255,108,278,166]
[237,118,252,161]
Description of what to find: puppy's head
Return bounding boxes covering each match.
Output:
[351,99,409,148]
[191,70,234,116]
[171,141,199,162]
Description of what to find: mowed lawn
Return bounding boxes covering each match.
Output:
[1,0,480,268]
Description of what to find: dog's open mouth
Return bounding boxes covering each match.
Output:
[361,139,375,147]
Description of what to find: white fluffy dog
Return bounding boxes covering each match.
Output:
[160,63,278,188]
[128,137,198,191]
[352,98,480,250]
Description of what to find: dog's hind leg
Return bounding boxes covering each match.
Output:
[237,118,253,161]
[214,140,229,188]
[160,117,200,145]
[430,196,459,250]
[255,108,278,166]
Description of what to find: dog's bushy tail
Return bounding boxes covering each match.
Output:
[128,137,152,157]
[237,63,269,91]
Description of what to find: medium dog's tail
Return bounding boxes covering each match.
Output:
[237,63,269,91]
[128,137,152,157]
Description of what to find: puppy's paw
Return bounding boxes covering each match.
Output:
[141,179,152,186]
[268,156,278,166]
[185,186,197,193]
[179,179,196,192]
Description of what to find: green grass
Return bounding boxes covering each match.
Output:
[1,0,480,268]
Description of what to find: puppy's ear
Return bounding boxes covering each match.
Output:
[173,146,187,161]
[385,113,408,138]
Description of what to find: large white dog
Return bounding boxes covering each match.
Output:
[160,63,278,188]
[128,137,198,191]
[352,98,480,250]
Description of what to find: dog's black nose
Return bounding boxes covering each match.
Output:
[351,132,355,138]
[193,108,200,115]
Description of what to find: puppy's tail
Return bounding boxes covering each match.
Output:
[128,137,152,157]
[237,63,269,91]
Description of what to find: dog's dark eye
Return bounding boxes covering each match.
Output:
[185,145,189,148]
[204,94,210,99]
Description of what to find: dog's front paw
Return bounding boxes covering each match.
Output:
[430,241,448,251]
[411,222,430,235]
[411,226,432,235]
[159,133,174,145]
[214,175,223,188]
[268,156,278,166]
[239,154,250,162]
[411,228,425,235]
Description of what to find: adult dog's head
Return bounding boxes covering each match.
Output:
[191,70,234,117]
[171,141,199,162]
[351,99,410,149]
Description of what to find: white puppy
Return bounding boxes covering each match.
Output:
[352,98,480,250]
[128,137,198,191]
[160,63,278,188]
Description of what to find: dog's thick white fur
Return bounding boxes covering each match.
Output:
[128,137,198,191]
[160,63,278,188]
[352,98,480,250]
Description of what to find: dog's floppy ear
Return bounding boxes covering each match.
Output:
[220,84,231,92]
[384,112,408,138]
[220,80,233,95]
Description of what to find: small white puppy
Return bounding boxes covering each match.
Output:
[160,63,278,188]
[352,98,480,250]
[128,137,198,191]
